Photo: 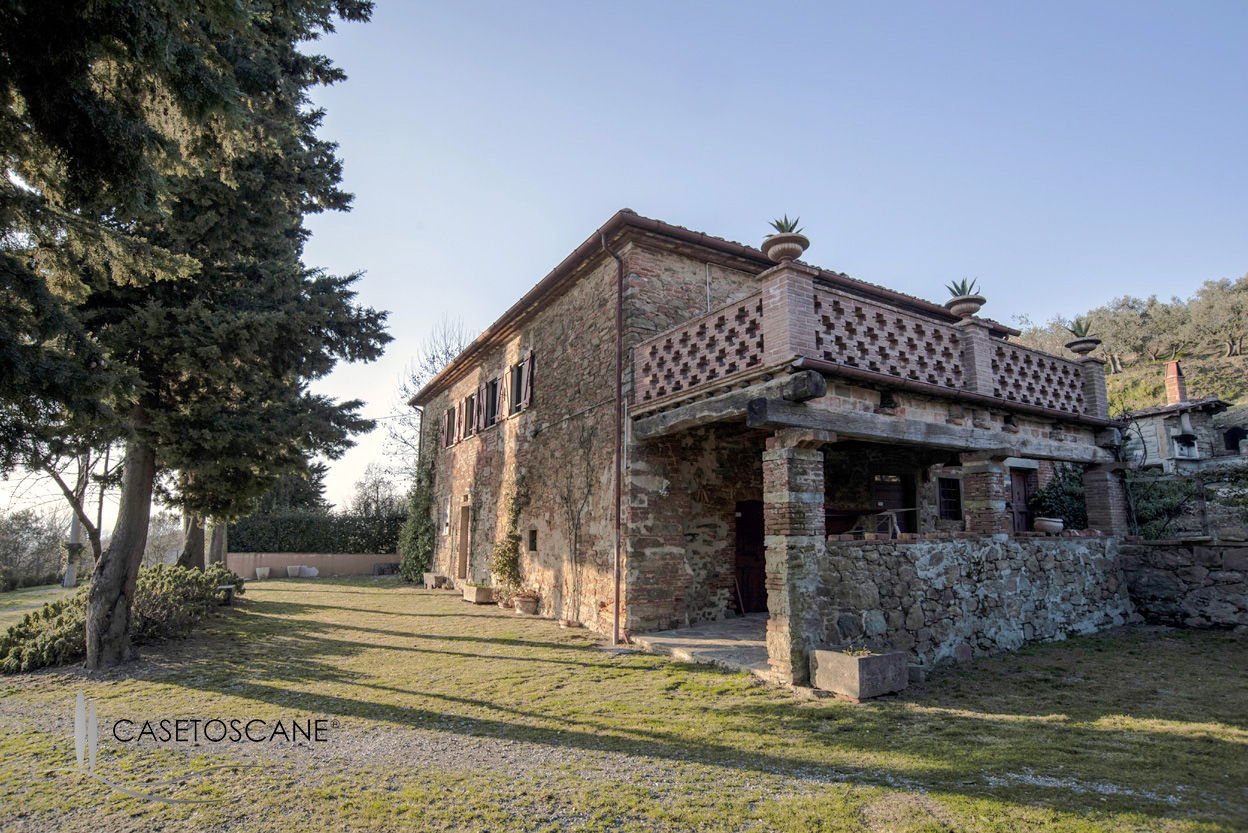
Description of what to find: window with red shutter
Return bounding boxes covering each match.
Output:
[475,382,487,431]
[520,350,534,410]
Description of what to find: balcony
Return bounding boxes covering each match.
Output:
[632,263,1103,424]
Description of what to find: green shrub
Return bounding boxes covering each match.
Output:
[0,564,243,674]
[0,566,64,592]
[231,511,405,554]
[0,590,87,673]
[488,477,529,596]
[1028,465,1088,529]
[397,460,435,582]
[1126,475,1199,539]
[203,563,246,595]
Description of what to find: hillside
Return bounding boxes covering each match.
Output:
[1104,348,1248,415]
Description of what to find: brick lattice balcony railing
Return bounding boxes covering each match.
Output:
[634,294,765,404]
[632,270,1097,420]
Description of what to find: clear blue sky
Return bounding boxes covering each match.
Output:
[299,1,1247,507]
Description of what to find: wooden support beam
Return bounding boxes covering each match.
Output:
[745,398,1115,464]
[632,371,825,440]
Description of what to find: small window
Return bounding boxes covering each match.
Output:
[528,529,537,552]
[442,408,454,448]
[937,477,962,521]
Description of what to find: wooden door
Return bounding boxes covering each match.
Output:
[1010,470,1031,533]
[872,474,915,533]
[457,506,470,579]
[734,501,767,614]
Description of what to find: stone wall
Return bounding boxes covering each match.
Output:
[806,536,1132,671]
[625,423,765,632]
[1121,539,1248,628]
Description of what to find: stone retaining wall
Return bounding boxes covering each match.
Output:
[1120,539,1248,628]
[806,537,1132,672]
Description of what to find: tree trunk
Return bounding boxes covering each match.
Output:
[176,515,205,570]
[86,428,156,669]
[207,522,227,566]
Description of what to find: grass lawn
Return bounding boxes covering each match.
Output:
[0,584,71,631]
[1,577,1245,832]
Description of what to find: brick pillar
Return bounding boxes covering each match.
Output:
[1078,356,1110,419]
[1084,467,1129,536]
[955,320,997,396]
[762,428,831,685]
[759,262,818,366]
[961,456,1011,535]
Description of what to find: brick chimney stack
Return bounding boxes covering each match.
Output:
[1165,360,1188,404]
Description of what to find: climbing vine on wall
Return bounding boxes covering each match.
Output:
[490,475,529,596]
[398,457,436,582]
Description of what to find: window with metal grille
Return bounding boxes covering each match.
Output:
[937,477,962,521]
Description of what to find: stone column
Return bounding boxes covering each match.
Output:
[759,262,819,367]
[961,455,1011,535]
[1078,356,1110,420]
[956,319,997,396]
[762,428,831,685]
[1084,467,1129,536]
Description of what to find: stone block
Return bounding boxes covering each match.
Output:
[809,649,909,699]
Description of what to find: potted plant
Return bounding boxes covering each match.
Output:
[462,581,495,604]
[1028,464,1087,534]
[760,215,810,264]
[513,592,539,615]
[944,278,986,319]
[809,645,909,700]
[1063,316,1102,356]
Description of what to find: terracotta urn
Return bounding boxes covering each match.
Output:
[945,294,987,319]
[514,596,539,615]
[1033,517,1065,535]
[761,232,810,264]
[1064,336,1102,356]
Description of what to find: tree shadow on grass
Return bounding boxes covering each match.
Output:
[141,606,1248,827]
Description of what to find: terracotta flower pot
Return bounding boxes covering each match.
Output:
[514,596,539,615]
[463,585,495,604]
[945,294,986,319]
[1064,336,1102,356]
[761,232,810,264]
[1033,517,1065,534]
[255,567,270,580]
[285,565,301,578]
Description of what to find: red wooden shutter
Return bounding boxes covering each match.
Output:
[476,382,487,431]
[441,409,450,448]
[454,402,463,442]
[520,351,534,409]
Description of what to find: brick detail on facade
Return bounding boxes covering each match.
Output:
[1078,356,1110,420]
[762,442,826,684]
[1083,468,1130,536]
[961,458,1011,535]
[812,287,963,388]
[758,263,818,366]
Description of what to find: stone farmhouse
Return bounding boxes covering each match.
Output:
[409,210,1135,685]
[1124,360,1248,473]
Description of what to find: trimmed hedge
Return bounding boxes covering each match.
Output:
[230,512,405,554]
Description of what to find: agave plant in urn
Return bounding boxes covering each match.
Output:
[944,278,986,319]
[761,215,810,264]
[1063,316,1102,356]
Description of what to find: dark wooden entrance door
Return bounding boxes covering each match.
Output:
[1010,470,1032,533]
[735,500,767,614]
[872,474,915,533]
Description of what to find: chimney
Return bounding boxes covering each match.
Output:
[1165,360,1188,404]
